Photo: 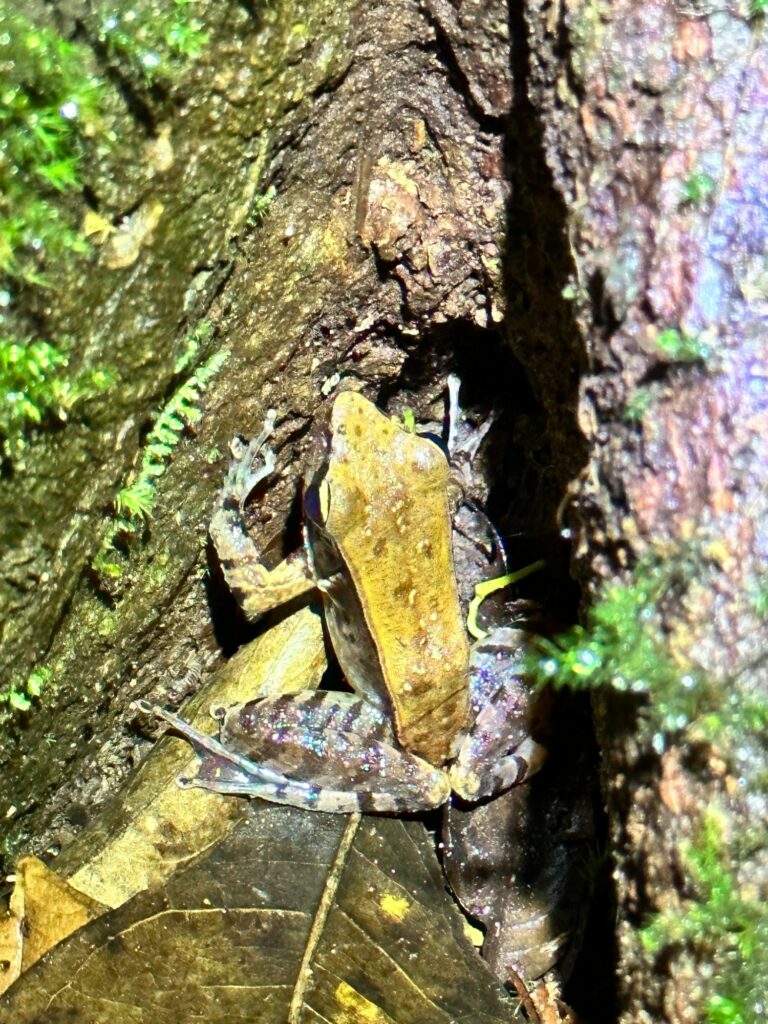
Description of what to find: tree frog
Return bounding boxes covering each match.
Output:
[141,381,544,813]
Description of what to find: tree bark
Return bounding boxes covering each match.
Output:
[526,2,768,1021]
[3,1,765,1022]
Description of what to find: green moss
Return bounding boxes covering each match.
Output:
[641,814,768,1024]
[93,0,210,84]
[0,4,102,287]
[400,408,416,431]
[0,2,218,290]
[748,574,768,619]
[534,559,768,1020]
[248,184,277,225]
[530,556,768,742]
[751,0,768,17]
[173,319,213,375]
[531,558,700,730]
[656,327,710,363]
[682,172,716,206]
[0,664,52,717]
[623,386,654,423]
[94,335,227,579]
[0,336,113,461]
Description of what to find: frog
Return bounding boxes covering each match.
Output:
[140,379,545,814]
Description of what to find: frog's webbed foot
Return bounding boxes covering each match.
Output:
[446,374,493,466]
[210,411,315,621]
[450,627,547,802]
[137,693,451,814]
[220,410,277,508]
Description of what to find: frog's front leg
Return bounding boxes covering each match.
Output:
[450,627,547,802]
[140,691,451,814]
[210,414,316,620]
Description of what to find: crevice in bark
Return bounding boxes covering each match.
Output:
[504,1,617,1017]
[587,270,622,335]
[415,10,507,131]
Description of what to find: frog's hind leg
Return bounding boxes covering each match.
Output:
[210,413,315,620]
[450,627,547,802]
[138,692,450,814]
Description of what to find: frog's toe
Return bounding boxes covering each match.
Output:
[451,734,547,802]
[449,764,483,802]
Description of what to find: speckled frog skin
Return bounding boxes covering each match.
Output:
[145,386,543,813]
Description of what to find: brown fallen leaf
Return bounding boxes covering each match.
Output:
[0,608,326,998]
[58,605,327,910]
[0,803,517,1023]
[0,857,105,996]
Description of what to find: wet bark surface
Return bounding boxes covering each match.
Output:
[527,1,768,1021]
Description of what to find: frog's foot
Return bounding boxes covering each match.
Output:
[450,732,546,802]
[222,409,277,509]
[450,627,547,802]
[139,693,451,814]
[446,374,493,464]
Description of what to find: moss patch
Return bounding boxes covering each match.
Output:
[0,336,112,462]
[641,814,768,1024]
[0,4,102,288]
[530,556,768,1020]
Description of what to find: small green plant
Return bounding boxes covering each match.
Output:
[529,555,768,744]
[535,556,768,1020]
[748,574,768,620]
[1,665,52,714]
[531,558,709,731]
[0,4,102,287]
[94,0,209,83]
[248,184,277,225]
[656,328,710,363]
[751,0,768,17]
[173,319,213,376]
[0,336,112,460]
[624,386,654,423]
[94,342,228,578]
[682,172,716,206]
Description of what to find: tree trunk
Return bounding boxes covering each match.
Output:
[2,1,765,1021]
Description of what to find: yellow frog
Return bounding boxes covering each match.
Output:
[144,384,543,813]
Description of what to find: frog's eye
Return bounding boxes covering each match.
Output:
[305,478,331,525]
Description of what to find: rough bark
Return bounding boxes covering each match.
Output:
[526,1,768,1021]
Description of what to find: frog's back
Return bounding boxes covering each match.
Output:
[324,392,469,765]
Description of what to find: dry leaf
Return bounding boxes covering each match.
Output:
[0,608,326,999]
[1,805,517,1023]
[60,606,327,909]
[0,857,105,996]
